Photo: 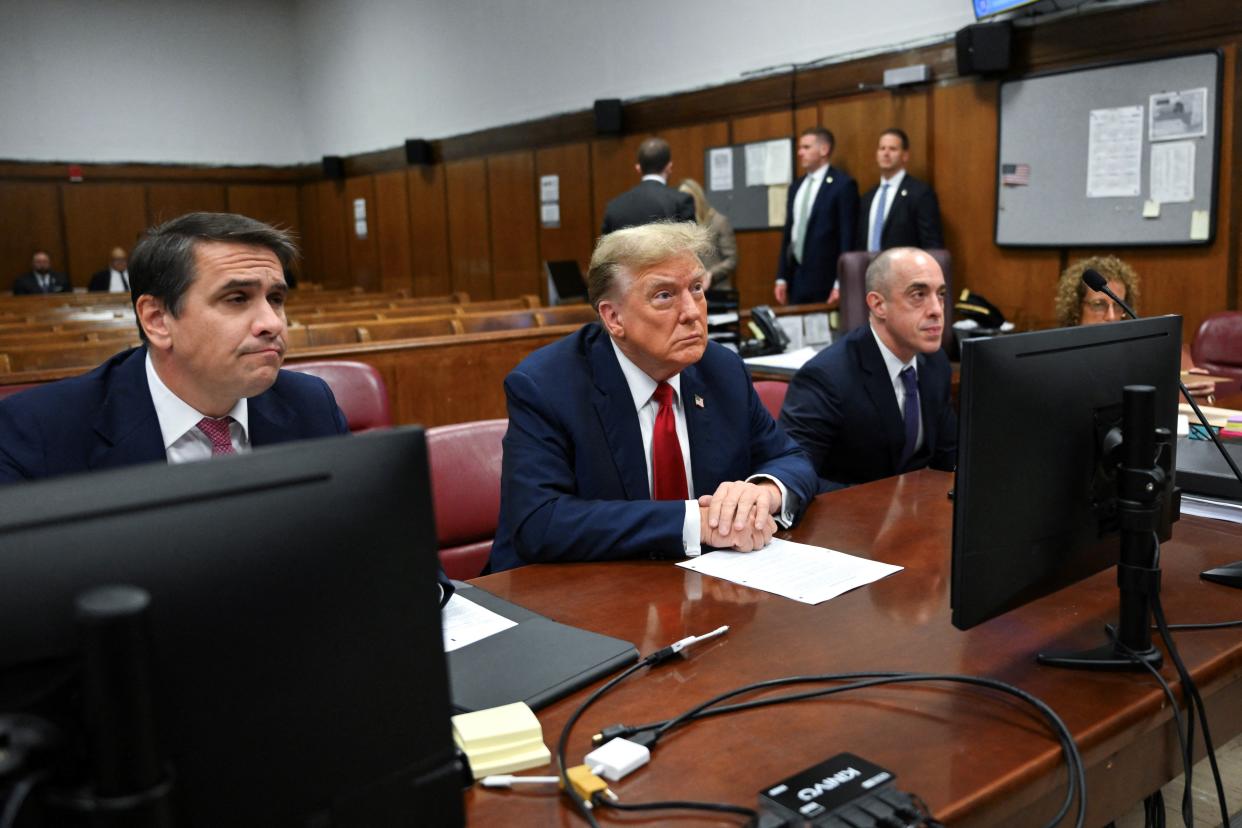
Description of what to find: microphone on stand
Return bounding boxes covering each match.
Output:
[1081,269,1242,588]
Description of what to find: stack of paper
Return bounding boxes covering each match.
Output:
[451,701,551,778]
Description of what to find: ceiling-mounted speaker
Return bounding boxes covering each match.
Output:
[955,21,1012,75]
[405,139,433,165]
[594,99,623,135]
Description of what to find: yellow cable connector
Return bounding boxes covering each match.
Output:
[563,764,611,807]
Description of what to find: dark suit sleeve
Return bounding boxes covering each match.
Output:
[500,370,686,564]
[838,178,860,255]
[743,379,818,522]
[930,368,957,472]
[915,187,945,250]
[675,192,696,223]
[855,190,873,251]
[601,212,614,236]
[778,360,848,493]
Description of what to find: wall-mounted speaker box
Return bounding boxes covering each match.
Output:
[405,139,433,165]
[322,155,346,180]
[955,21,1012,75]
[594,99,623,135]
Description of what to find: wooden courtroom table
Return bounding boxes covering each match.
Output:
[464,470,1242,826]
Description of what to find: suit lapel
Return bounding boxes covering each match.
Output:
[248,381,296,447]
[915,353,938,450]
[90,347,167,470]
[680,365,715,498]
[588,333,651,500]
[856,330,906,471]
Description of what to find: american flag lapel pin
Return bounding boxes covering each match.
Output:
[694,394,705,408]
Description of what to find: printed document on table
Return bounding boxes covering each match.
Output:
[677,538,903,605]
[743,346,817,371]
[442,592,518,652]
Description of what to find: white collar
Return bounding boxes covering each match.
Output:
[145,350,249,450]
[609,337,682,412]
[868,321,917,384]
[805,163,831,184]
[641,173,668,185]
[878,169,906,190]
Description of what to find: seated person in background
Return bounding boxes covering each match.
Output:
[488,221,818,572]
[88,246,131,292]
[12,250,71,294]
[780,247,957,492]
[678,178,737,290]
[0,212,348,483]
[1055,255,1215,401]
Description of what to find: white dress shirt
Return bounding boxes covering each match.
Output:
[609,339,794,556]
[869,322,923,453]
[145,352,250,463]
[789,163,831,264]
[866,169,906,249]
[107,269,130,293]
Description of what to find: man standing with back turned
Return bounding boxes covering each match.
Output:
[489,222,817,571]
[600,137,696,234]
[0,212,348,483]
[775,127,859,306]
[780,247,956,493]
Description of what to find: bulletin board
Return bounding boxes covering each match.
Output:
[703,138,794,231]
[995,50,1221,247]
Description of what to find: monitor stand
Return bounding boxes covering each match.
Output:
[1202,562,1242,588]
[1039,386,1167,672]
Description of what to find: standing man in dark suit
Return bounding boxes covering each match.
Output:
[12,250,72,295]
[775,127,859,306]
[779,248,955,492]
[600,137,696,234]
[489,221,818,571]
[88,246,132,293]
[0,212,348,483]
[857,128,944,252]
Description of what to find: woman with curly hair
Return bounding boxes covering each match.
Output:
[1054,255,1215,400]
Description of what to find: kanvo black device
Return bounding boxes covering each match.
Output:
[758,752,922,826]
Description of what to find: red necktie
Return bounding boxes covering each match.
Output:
[196,417,237,456]
[651,382,688,500]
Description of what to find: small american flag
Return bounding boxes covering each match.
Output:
[1002,163,1031,186]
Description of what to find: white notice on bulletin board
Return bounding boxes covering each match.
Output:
[1150,141,1195,204]
[540,175,559,203]
[1086,105,1144,198]
[709,148,733,191]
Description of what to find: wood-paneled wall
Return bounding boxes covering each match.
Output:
[3,0,1237,339]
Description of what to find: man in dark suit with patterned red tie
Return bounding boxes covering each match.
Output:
[780,247,956,493]
[489,222,817,572]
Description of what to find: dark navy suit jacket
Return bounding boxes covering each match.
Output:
[856,173,944,251]
[777,167,860,304]
[0,346,349,483]
[488,324,818,571]
[600,180,695,235]
[779,325,957,493]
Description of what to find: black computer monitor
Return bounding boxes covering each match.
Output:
[0,428,463,827]
[951,316,1181,637]
[545,259,587,305]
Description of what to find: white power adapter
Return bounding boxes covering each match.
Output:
[583,737,650,782]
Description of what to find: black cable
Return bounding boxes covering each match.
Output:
[1108,625,1193,826]
[1160,619,1242,630]
[593,792,758,819]
[555,657,652,828]
[644,671,1084,828]
[1152,590,1231,828]
[0,770,48,828]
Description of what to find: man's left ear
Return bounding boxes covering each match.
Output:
[136,295,173,350]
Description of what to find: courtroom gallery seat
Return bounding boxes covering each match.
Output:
[284,360,392,432]
[425,419,507,580]
[836,249,954,349]
[753,380,789,420]
[1191,311,1242,397]
[534,305,597,327]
